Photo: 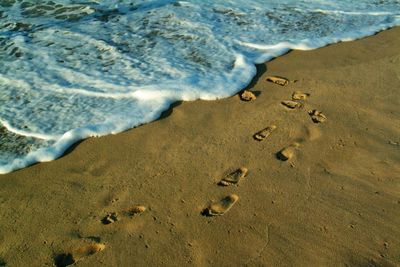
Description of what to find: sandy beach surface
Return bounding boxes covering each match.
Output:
[1,27,399,267]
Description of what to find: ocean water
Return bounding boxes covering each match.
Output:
[0,0,399,174]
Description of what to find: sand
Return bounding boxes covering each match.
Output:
[0,27,399,266]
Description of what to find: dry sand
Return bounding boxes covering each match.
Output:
[0,27,399,267]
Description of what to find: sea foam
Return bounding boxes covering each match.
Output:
[0,0,399,173]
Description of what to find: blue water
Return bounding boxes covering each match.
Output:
[1,0,399,173]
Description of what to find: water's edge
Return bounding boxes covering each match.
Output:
[0,24,398,174]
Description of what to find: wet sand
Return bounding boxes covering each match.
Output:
[0,27,399,266]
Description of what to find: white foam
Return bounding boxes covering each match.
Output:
[0,118,60,141]
[0,0,399,174]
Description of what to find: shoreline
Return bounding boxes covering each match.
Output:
[1,25,400,175]
[0,27,399,266]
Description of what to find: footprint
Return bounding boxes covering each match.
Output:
[292,91,310,100]
[253,125,277,141]
[203,194,239,216]
[308,110,327,123]
[266,76,289,86]
[240,90,256,101]
[101,212,119,225]
[281,100,303,109]
[277,143,300,161]
[102,206,146,224]
[124,205,146,217]
[54,243,105,267]
[218,167,248,186]
[74,243,106,258]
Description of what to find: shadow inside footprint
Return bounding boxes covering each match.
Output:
[308,109,327,123]
[101,212,118,225]
[55,243,106,267]
[218,167,248,186]
[253,125,277,141]
[276,143,300,161]
[0,257,5,267]
[54,253,75,267]
[202,194,239,216]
